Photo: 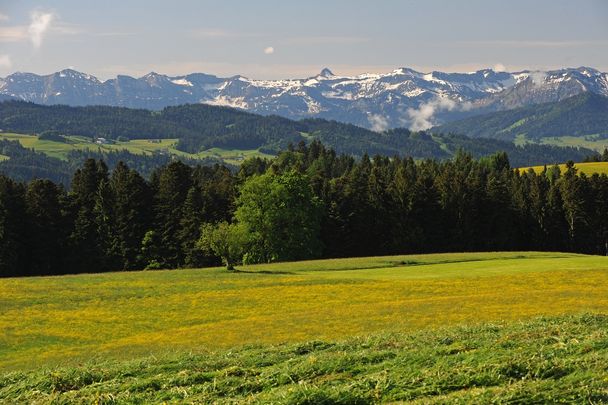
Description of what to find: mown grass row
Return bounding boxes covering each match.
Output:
[1,314,607,403]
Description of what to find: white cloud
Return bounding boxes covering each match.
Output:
[529,71,546,86]
[405,97,473,131]
[28,11,55,49]
[0,13,9,22]
[493,63,506,72]
[368,114,389,132]
[263,46,274,55]
[0,54,11,68]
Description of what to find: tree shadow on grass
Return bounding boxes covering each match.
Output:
[231,269,296,275]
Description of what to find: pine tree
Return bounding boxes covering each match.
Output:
[0,175,27,277]
[24,179,66,275]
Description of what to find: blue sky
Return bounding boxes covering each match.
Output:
[0,0,607,79]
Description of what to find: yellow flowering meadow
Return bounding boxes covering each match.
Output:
[1,251,607,371]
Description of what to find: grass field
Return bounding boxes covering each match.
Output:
[0,133,274,164]
[514,134,608,152]
[539,135,608,152]
[1,314,606,403]
[519,161,608,175]
[1,252,607,375]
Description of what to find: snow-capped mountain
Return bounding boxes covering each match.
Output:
[1,67,606,130]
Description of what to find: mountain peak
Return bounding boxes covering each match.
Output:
[319,68,335,78]
[55,68,97,82]
[1,66,607,129]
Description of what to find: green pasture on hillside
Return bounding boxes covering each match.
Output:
[0,133,274,164]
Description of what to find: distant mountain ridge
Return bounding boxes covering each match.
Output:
[1,66,607,129]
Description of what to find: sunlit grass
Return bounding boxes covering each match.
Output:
[1,251,607,372]
[539,135,608,152]
[519,161,608,176]
[2,314,606,403]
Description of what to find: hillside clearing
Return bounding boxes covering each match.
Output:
[0,133,273,164]
[1,252,607,373]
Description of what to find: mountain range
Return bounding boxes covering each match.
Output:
[1,67,607,130]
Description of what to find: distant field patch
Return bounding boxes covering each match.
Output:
[1,252,607,372]
[0,133,274,163]
[519,161,608,176]
[539,135,608,152]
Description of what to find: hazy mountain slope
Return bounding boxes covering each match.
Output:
[434,93,608,141]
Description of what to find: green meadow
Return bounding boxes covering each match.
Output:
[1,251,608,402]
[519,161,608,176]
[0,133,274,165]
[2,252,607,372]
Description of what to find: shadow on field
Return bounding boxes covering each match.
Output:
[232,269,296,275]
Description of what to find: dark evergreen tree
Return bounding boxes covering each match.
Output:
[24,179,66,275]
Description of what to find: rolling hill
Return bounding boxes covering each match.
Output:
[0,100,596,171]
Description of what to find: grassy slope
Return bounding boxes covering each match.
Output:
[0,133,274,164]
[435,92,608,142]
[1,315,607,403]
[1,252,608,374]
[519,161,608,176]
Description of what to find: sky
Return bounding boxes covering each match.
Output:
[0,0,607,80]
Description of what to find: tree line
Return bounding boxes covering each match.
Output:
[2,140,608,277]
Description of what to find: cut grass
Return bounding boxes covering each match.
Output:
[1,252,607,373]
[519,161,608,176]
[0,133,274,164]
[1,314,607,403]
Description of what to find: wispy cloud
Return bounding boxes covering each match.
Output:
[0,11,78,47]
[263,46,274,55]
[0,26,27,42]
[0,13,9,22]
[456,39,608,48]
[405,97,472,131]
[368,114,389,132]
[278,36,370,45]
[192,28,262,39]
[190,29,369,46]
[93,31,136,37]
[28,11,55,48]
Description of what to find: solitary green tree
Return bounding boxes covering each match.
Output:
[199,222,247,270]
[234,170,323,264]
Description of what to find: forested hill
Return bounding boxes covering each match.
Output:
[434,92,608,141]
[0,100,595,167]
